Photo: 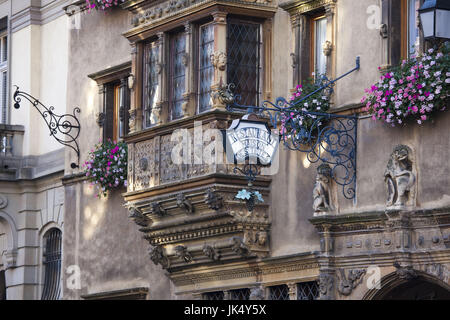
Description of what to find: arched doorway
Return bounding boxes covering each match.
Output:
[365,271,450,300]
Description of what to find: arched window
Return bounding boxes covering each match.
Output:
[41,228,62,300]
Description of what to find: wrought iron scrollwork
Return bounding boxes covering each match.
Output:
[226,57,360,200]
[13,86,81,169]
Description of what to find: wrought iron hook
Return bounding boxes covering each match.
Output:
[13,86,81,169]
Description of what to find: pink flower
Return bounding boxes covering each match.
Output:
[421,115,427,121]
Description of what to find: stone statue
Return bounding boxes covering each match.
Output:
[313,164,332,215]
[384,145,415,208]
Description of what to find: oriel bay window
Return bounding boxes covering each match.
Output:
[133,12,271,129]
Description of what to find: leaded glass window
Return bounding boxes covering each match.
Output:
[230,288,250,300]
[203,291,224,300]
[170,32,186,120]
[41,228,62,300]
[198,23,214,113]
[227,20,261,107]
[143,41,159,128]
[297,281,319,300]
[268,284,290,300]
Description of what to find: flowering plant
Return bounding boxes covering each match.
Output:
[85,0,125,11]
[84,140,128,198]
[280,76,331,143]
[362,43,450,126]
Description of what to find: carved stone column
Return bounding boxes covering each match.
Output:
[182,22,194,118]
[318,269,335,300]
[210,12,228,110]
[129,43,142,132]
[324,3,336,79]
[154,32,166,125]
[287,282,297,300]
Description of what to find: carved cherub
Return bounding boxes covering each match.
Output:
[313,164,332,214]
[384,145,415,207]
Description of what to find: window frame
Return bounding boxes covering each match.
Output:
[0,31,8,125]
[168,29,187,121]
[197,21,215,114]
[226,17,263,108]
[310,14,327,78]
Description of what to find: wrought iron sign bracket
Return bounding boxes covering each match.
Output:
[226,57,360,200]
[13,86,81,169]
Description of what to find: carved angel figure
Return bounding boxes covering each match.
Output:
[384,145,415,207]
[313,164,332,214]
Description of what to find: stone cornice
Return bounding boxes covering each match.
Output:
[87,61,132,85]
[122,0,277,41]
[11,0,73,33]
[280,0,335,16]
[171,252,319,288]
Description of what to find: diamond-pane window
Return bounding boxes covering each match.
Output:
[230,288,250,300]
[143,41,159,128]
[198,23,214,113]
[170,32,186,120]
[268,285,290,300]
[227,20,261,107]
[297,281,319,300]
[203,291,224,300]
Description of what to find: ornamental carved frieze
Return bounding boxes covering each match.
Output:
[128,0,276,29]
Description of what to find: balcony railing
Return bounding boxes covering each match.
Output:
[0,124,24,158]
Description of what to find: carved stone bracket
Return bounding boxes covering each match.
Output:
[176,193,194,214]
[337,268,366,296]
[150,202,166,216]
[230,236,250,257]
[202,244,221,261]
[394,262,417,280]
[149,245,170,269]
[128,207,151,227]
[175,245,193,263]
[204,188,223,210]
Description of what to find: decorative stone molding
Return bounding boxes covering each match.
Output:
[96,112,105,127]
[393,262,417,280]
[322,40,333,56]
[313,164,332,216]
[175,245,193,263]
[149,245,170,269]
[128,207,151,228]
[318,273,334,299]
[385,145,416,209]
[139,157,149,171]
[249,286,265,300]
[230,236,250,257]
[127,0,276,30]
[5,249,17,269]
[0,195,7,209]
[203,244,220,261]
[290,52,297,69]
[150,202,166,216]
[204,188,223,210]
[210,84,235,108]
[129,109,137,133]
[211,51,227,71]
[176,193,194,214]
[337,268,366,296]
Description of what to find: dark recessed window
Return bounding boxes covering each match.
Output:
[41,228,62,300]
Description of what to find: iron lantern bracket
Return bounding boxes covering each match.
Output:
[13,86,81,169]
[226,57,360,200]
